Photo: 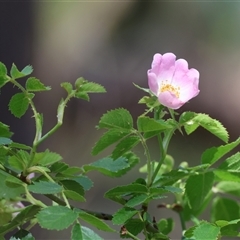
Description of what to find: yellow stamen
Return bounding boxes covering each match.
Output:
[159,80,180,98]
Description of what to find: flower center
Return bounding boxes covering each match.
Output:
[159,80,180,98]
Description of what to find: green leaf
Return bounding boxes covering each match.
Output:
[0,122,12,138]
[78,81,106,93]
[21,65,33,76]
[218,152,240,172]
[0,62,7,76]
[50,162,69,173]
[61,82,73,94]
[137,116,172,132]
[28,181,63,194]
[26,77,51,92]
[83,154,139,178]
[0,137,12,145]
[32,149,62,166]
[0,205,41,235]
[75,77,87,89]
[211,197,240,222]
[10,64,33,79]
[60,166,82,176]
[98,108,133,130]
[218,219,240,237]
[112,207,138,225]
[193,221,220,240]
[111,135,140,159]
[92,129,130,155]
[105,183,148,199]
[215,181,240,197]
[60,179,84,196]
[8,150,30,171]
[64,190,86,202]
[36,206,78,230]
[185,172,214,211]
[71,223,82,240]
[214,170,240,182]
[72,176,93,191]
[0,62,9,87]
[157,218,174,235]
[76,209,115,232]
[81,226,104,240]
[0,170,25,199]
[11,229,35,240]
[180,112,229,143]
[8,93,34,118]
[201,137,240,165]
[123,219,144,238]
[125,194,149,208]
[74,91,89,101]
[10,142,31,150]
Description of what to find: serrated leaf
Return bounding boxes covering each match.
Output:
[185,172,214,211]
[0,137,12,145]
[0,62,7,76]
[214,170,240,182]
[0,62,8,87]
[211,197,240,222]
[76,209,115,232]
[180,112,229,142]
[79,81,106,93]
[8,93,34,118]
[0,170,25,199]
[60,166,82,176]
[193,221,220,240]
[112,207,138,225]
[125,194,149,208]
[98,108,133,130]
[0,205,41,235]
[105,183,148,199]
[72,176,93,191]
[218,152,240,172]
[50,162,69,173]
[74,91,89,101]
[71,223,82,240]
[81,226,104,240]
[0,122,12,138]
[137,116,172,132]
[83,155,138,178]
[32,149,62,166]
[123,218,144,238]
[61,82,73,94]
[10,64,33,79]
[28,181,63,194]
[64,190,86,202]
[215,181,240,197]
[201,137,240,165]
[75,77,87,89]
[92,129,130,155]
[11,229,35,240]
[8,149,30,171]
[37,206,78,230]
[10,142,31,150]
[60,179,84,196]
[112,135,140,159]
[26,77,50,92]
[21,65,33,76]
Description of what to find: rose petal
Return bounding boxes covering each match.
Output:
[147,71,158,95]
[158,91,184,109]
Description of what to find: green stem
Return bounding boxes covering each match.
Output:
[179,211,186,232]
[137,132,152,187]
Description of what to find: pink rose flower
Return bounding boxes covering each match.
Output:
[147,53,200,109]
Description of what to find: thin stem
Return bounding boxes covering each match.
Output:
[136,131,152,187]
[10,79,41,170]
[179,211,186,232]
[125,230,141,240]
[62,192,71,209]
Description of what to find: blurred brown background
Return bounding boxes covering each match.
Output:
[1,1,240,239]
